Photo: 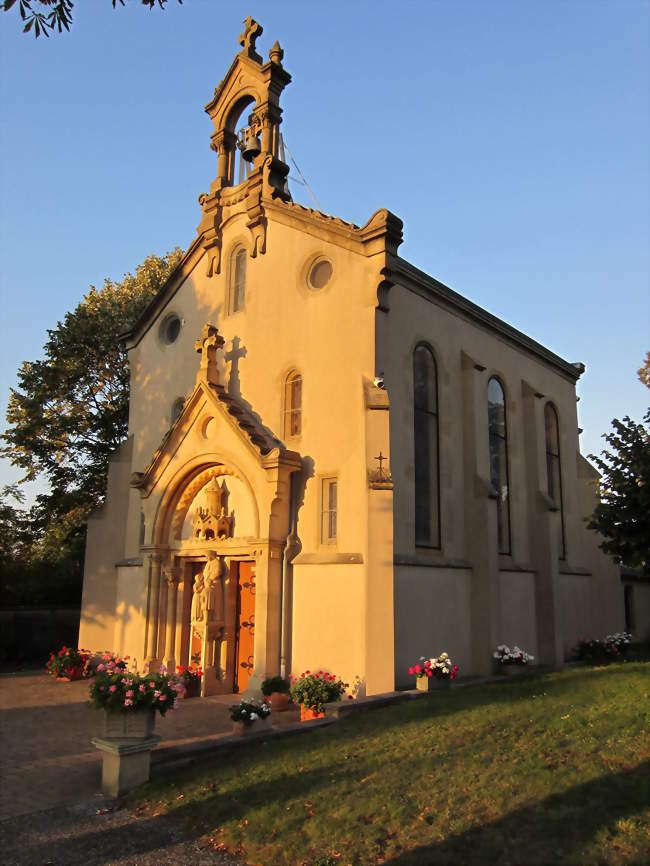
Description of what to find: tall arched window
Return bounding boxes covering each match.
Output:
[488,377,511,554]
[414,344,440,548]
[284,371,302,438]
[229,247,247,314]
[544,402,566,559]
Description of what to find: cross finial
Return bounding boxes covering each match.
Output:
[375,451,387,479]
[238,16,263,60]
[195,323,225,387]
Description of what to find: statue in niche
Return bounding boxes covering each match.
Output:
[202,550,225,625]
[190,572,205,625]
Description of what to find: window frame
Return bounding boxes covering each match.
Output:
[544,402,566,559]
[228,245,247,315]
[413,343,441,550]
[283,370,302,439]
[487,376,512,555]
[320,476,338,545]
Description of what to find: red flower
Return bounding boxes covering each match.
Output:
[408,666,414,675]
[414,664,422,674]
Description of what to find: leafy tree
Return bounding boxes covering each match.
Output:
[638,352,650,389]
[2,0,181,39]
[2,249,183,597]
[588,410,650,573]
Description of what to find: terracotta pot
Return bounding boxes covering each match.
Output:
[300,704,326,721]
[103,708,156,740]
[55,666,84,682]
[266,691,289,712]
[416,676,450,691]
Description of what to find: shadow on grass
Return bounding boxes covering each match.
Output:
[381,760,650,866]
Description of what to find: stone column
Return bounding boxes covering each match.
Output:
[145,553,163,668]
[250,542,283,691]
[461,352,501,675]
[163,568,181,672]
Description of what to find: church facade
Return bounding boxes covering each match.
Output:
[78,19,627,697]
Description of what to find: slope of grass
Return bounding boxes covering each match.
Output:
[132,662,650,866]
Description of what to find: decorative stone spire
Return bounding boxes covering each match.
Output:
[238,16,263,62]
[269,40,284,65]
[194,323,225,387]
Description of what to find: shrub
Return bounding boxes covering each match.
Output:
[261,675,290,696]
[230,699,270,726]
[493,645,535,666]
[409,653,459,680]
[88,658,181,716]
[45,645,89,678]
[289,670,350,713]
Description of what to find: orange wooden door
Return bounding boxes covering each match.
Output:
[235,562,256,692]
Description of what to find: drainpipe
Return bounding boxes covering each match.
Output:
[280,472,300,679]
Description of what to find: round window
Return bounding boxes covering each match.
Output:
[307,258,333,291]
[160,314,181,344]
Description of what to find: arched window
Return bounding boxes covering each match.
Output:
[414,345,440,548]
[284,371,302,438]
[488,377,511,554]
[228,247,247,314]
[544,403,566,559]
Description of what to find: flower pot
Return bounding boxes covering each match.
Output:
[498,664,527,677]
[181,679,201,699]
[56,666,84,682]
[103,708,156,740]
[232,720,265,736]
[300,704,326,721]
[267,691,289,712]
[416,676,450,691]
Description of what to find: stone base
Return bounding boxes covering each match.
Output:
[416,676,450,691]
[92,736,161,797]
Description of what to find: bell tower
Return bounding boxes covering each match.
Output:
[197,17,292,276]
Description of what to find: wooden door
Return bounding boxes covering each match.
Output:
[235,561,256,692]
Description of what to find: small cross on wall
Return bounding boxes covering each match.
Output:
[375,451,388,479]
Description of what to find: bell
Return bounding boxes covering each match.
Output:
[242,133,261,163]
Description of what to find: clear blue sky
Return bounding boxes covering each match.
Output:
[1,0,648,500]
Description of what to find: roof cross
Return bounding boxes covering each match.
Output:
[238,16,263,60]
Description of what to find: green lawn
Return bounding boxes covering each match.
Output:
[132,661,650,866]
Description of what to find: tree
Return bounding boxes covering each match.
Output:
[588,409,650,573]
[638,352,650,389]
[2,249,183,596]
[2,0,181,39]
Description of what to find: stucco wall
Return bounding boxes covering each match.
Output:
[393,566,472,687]
[498,570,538,658]
[558,573,593,656]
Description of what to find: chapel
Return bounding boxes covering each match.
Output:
[78,18,629,697]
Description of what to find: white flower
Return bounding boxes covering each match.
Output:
[250,712,258,721]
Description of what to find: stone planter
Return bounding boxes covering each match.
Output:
[180,679,202,699]
[416,676,450,691]
[92,709,160,796]
[300,704,326,721]
[266,691,290,712]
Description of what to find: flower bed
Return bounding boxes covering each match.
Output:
[572,632,632,662]
[230,699,270,730]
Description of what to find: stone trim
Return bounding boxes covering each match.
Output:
[394,555,471,569]
[292,552,363,565]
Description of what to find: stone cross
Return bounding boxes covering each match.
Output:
[238,16,263,60]
[375,451,387,479]
[195,323,225,387]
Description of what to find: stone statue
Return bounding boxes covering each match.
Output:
[202,551,224,625]
[191,573,205,624]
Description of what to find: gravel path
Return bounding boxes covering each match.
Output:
[0,799,244,866]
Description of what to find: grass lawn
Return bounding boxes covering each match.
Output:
[132,661,650,866]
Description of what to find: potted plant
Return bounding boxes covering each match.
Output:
[88,658,183,796]
[409,653,459,691]
[230,699,270,735]
[289,670,349,721]
[46,646,89,681]
[604,632,632,656]
[493,644,534,674]
[261,675,291,711]
[84,651,129,679]
[176,664,203,698]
